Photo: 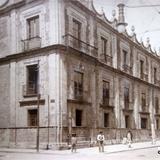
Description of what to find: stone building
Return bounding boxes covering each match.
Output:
[0,0,160,149]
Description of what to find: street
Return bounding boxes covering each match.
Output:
[0,147,159,160]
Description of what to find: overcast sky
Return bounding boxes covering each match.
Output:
[93,0,160,52]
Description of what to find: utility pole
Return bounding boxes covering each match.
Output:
[46,95,50,149]
[36,93,40,152]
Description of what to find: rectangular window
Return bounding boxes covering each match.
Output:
[104,113,109,128]
[27,64,38,95]
[124,87,129,109]
[140,60,144,79]
[154,67,157,84]
[156,119,159,130]
[73,19,81,48]
[141,93,146,111]
[141,118,147,129]
[27,16,39,39]
[123,50,128,65]
[155,97,159,114]
[74,71,83,100]
[125,115,130,128]
[103,81,110,106]
[76,109,82,126]
[101,37,108,61]
[28,109,37,126]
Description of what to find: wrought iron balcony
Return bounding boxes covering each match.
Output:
[23,83,39,97]
[63,34,98,58]
[21,36,41,51]
[100,54,112,64]
[123,64,132,73]
[140,73,148,81]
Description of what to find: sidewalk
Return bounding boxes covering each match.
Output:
[0,141,159,155]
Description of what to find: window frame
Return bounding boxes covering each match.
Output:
[28,109,38,127]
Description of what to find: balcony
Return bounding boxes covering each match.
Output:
[63,34,98,58]
[100,54,112,64]
[100,98,114,110]
[140,73,148,81]
[21,36,41,51]
[155,79,160,86]
[123,64,132,73]
[23,83,39,97]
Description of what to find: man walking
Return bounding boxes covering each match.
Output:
[71,133,77,152]
[126,130,133,148]
[97,131,105,152]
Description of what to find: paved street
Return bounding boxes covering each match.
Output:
[0,147,159,160]
[0,141,160,160]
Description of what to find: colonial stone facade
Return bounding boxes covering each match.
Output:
[0,0,160,149]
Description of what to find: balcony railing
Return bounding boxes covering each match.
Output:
[100,54,112,64]
[63,34,98,58]
[23,84,39,97]
[21,36,41,51]
[140,73,148,81]
[123,64,132,73]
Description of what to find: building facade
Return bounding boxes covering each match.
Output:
[0,0,160,149]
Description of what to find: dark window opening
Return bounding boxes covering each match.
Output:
[76,109,82,126]
[155,97,159,114]
[104,113,109,128]
[27,64,38,95]
[101,37,108,61]
[103,81,110,106]
[74,71,83,100]
[141,93,146,111]
[124,87,129,109]
[140,60,144,79]
[156,119,159,130]
[123,50,128,65]
[141,118,147,129]
[154,67,157,84]
[125,115,130,128]
[28,109,37,126]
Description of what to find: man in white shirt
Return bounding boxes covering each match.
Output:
[97,131,105,152]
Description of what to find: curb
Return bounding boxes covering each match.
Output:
[0,145,159,155]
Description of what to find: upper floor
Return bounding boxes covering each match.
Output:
[0,0,160,86]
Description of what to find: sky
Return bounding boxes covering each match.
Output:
[93,0,160,53]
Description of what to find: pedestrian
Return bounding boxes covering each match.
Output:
[71,133,77,152]
[126,130,133,148]
[97,131,105,152]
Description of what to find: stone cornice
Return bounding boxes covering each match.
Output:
[0,0,25,15]
[0,44,66,65]
[0,44,160,91]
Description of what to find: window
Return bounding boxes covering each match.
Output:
[103,81,110,106]
[123,50,128,65]
[73,19,81,48]
[74,71,83,99]
[125,115,130,128]
[124,87,129,109]
[27,16,39,39]
[28,109,37,126]
[101,37,108,61]
[154,67,157,84]
[141,118,147,129]
[156,119,159,130]
[155,97,159,114]
[141,93,146,111]
[140,60,144,79]
[76,109,82,126]
[104,113,109,128]
[27,64,38,95]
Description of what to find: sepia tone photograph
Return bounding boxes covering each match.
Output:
[0,0,160,159]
